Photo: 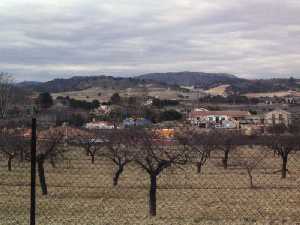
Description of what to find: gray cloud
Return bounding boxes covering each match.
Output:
[0,0,299,81]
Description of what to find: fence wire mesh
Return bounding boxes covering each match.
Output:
[1,128,300,225]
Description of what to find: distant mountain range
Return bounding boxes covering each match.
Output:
[18,72,300,94]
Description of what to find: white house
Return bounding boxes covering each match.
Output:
[264,109,291,127]
[85,121,115,129]
[188,109,250,129]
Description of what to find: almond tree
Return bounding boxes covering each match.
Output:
[215,131,242,170]
[0,124,29,171]
[130,128,189,217]
[233,146,267,188]
[177,129,214,174]
[268,134,300,178]
[77,129,103,164]
[100,129,133,186]
[36,128,65,195]
[0,129,28,171]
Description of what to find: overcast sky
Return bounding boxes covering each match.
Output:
[1,0,300,81]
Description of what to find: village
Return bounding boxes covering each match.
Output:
[31,90,300,138]
[1,75,300,225]
[1,0,300,223]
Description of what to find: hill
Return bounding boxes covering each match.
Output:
[20,75,170,93]
[16,81,42,87]
[137,72,300,94]
[137,72,239,88]
[227,78,300,94]
[19,73,300,95]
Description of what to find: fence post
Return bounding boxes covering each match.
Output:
[30,118,37,225]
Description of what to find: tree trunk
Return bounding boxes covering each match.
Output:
[196,162,202,174]
[247,169,254,188]
[8,156,12,172]
[38,159,48,195]
[20,149,24,162]
[281,154,288,179]
[113,165,124,186]
[149,174,157,217]
[223,149,229,169]
[91,154,95,164]
[50,157,56,168]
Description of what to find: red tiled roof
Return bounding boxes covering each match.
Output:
[21,127,91,139]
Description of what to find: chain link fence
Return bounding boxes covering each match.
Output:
[1,127,300,225]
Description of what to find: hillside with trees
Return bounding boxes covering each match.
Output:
[137,71,239,87]
[137,72,300,94]
[19,75,169,93]
[17,72,300,95]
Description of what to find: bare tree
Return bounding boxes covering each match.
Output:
[77,129,102,164]
[177,129,213,174]
[36,128,65,195]
[100,130,133,186]
[267,134,300,179]
[0,128,27,171]
[0,73,14,119]
[215,130,242,170]
[130,128,189,217]
[233,146,267,188]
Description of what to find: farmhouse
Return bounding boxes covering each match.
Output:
[91,105,111,116]
[239,115,265,135]
[188,109,250,129]
[264,109,291,127]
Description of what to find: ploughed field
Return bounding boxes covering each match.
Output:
[0,148,300,225]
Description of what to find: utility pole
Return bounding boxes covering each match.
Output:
[30,118,37,225]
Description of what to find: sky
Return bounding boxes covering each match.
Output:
[0,0,300,81]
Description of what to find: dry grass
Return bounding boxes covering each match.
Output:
[205,85,230,96]
[51,86,202,102]
[1,148,300,225]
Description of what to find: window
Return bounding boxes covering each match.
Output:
[279,114,283,123]
[272,114,276,125]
